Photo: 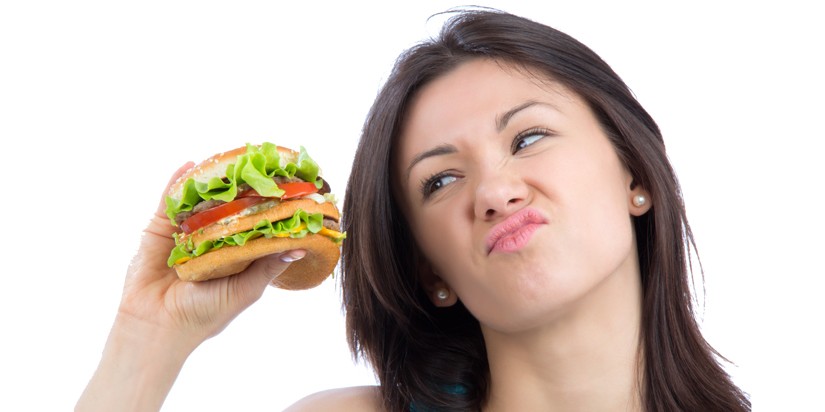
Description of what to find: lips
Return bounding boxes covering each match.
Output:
[485,208,548,254]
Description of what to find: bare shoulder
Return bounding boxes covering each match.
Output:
[284,385,382,412]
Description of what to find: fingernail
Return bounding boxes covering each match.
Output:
[279,250,306,263]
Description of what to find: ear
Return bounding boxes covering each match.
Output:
[419,264,458,307]
[627,177,652,217]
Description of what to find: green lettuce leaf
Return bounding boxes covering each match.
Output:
[296,146,321,188]
[164,142,323,223]
[167,234,194,267]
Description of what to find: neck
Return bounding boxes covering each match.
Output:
[481,257,644,412]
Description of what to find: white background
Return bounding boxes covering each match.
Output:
[1,1,822,411]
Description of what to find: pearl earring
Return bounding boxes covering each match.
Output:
[436,288,450,301]
[633,194,647,207]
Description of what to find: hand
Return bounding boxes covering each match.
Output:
[77,162,304,411]
[119,161,305,347]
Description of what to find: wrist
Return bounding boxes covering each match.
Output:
[76,314,198,412]
[110,311,202,358]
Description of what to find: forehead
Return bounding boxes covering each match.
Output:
[396,59,584,159]
[410,59,576,113]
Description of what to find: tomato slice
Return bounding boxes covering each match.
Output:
[278,181,319,200]
[180,196,269,234]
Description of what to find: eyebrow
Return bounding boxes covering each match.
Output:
[496,100,543,132]
[405,143,457,183]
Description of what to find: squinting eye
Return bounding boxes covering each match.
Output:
[512,128,551,153]
[420,172,458,199]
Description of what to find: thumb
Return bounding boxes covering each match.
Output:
[230,249,307,303]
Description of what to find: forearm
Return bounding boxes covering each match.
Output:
[76,313,199,412]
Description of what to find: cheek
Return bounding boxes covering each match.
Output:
[527,141,634,260]
[407,203,472,272]
[562,149,635,271]
[547,136,630,216]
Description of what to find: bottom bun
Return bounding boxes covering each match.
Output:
[173,234,340,290]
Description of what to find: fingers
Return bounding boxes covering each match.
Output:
[130,162,195,286]
[156,162,195,217]
[144,162,195,239]
[231,250,307,303]
[278,249,307,263]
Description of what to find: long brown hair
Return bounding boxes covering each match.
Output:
[341,9,749,411]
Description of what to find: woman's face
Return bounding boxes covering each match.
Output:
[395,59,648,333]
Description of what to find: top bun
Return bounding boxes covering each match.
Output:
[168,144,299,200]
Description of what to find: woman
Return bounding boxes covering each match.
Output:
[77,10,749,412]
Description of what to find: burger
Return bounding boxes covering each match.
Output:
[164,142,345,290]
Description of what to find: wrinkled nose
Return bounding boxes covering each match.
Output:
[473,172,528,221]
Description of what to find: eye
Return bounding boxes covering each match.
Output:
[512,128,552,153]
[419,171,459,199]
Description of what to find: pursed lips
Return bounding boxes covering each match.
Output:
[484,207,549,254]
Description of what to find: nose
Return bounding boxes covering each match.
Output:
[473,172,529,221]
